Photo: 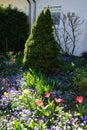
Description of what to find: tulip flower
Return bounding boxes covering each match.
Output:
[76,96,85,116]
[54,98,63,103]
[36,100,43,107]
[45,92,51,98]
[76,96,83,103]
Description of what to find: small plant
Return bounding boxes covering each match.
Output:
[59,62,75,72]
[73,68,87,90]
[13,119,25,130]
[81,51,87,59]
[5,51,16,62]
[76,96,87,116]
[24,69,54,94]
[15,51,24,66]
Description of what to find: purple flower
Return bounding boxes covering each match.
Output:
[49,125,56,130]
[0,93,2,98]
[34,127,39,130]
[81,116,87,123]
[13,111,18,116]
[3,100,8,106]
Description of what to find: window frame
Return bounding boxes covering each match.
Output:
[50,6,61,26]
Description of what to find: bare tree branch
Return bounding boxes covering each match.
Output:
[54,12,84,55]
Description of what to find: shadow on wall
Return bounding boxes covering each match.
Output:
[77,21,87,56]
[70,21,87,56]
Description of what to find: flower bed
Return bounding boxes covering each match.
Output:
[0,54,87,130]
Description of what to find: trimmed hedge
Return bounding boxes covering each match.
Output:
[0,5,29,53]
[23,7,60,73]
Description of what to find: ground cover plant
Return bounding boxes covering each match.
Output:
[0,51,87,130]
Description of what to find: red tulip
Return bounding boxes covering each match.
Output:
[36,100,43,107]
[76,96,83,103]
[45,92,51,98]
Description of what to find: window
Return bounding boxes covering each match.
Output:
[51,12,60,26]
[50,6,61,26]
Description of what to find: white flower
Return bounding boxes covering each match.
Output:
[77,128,83,130]
[71,62,75,67]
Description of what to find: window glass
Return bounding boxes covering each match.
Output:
[51,12,60,25]
[50,6,61,26]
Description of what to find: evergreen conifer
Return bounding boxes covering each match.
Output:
[23,7,60,73]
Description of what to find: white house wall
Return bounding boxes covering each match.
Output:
[36,0,87,56]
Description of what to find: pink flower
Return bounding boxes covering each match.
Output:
[76,96,83,103]
[54,98,63,103]
[44,92,51,98]
[36,100,43,107]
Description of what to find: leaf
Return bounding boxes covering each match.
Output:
[13,119,25,130]
[37,107,49,116]
[28,119,34,129]
[13,119,19,130]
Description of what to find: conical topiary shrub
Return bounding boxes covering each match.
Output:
[23,7,60,73]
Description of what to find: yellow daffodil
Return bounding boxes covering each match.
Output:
[23,89,29,95]
[4,92,8,97]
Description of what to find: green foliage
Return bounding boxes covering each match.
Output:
[23,7,60,73]
[0,5,29,53]
[76,103,87,116]
[13,119,26,130]
[0,51,24,76]
[15,51,24,66]
[73,68,87,90]
[28,119,47,130]
[81,52,87,59]
[24,69,53,94]
[59,62,74,72]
